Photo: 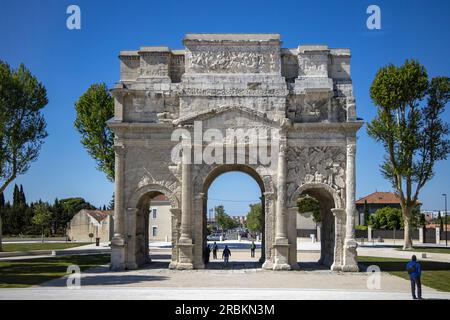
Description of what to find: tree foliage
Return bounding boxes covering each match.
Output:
[369,207,403,230]
[74,83,115,181]
[297,195,321,224]
[32,202,53,238]
[0,183,95,241]
[367,59,450,249]
[246,203,263,232]
[215,205,238,231]
[0,61,48,250]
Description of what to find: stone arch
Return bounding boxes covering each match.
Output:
[128,183,180,210]
[202,164,267,194]
[288,182,343,209]
[126,183,180,269]
[196,163,274,266]
[288,182,339,269]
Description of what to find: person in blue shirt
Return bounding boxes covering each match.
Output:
[406,255,422,299]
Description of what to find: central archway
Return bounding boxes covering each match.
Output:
[201,164,267,267]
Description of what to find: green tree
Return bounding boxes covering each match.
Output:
[56,197,95,236]
[246,203,263,233]
[0,61,48,250]
[297,195,321,224]
[32,203,53,243]
[368,60,450,249]
[215,205,238,231]
[74,83,115,181]
[369,207,403,230]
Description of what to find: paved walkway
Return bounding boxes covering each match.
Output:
[2,287,449,300]
[1,249,449,300]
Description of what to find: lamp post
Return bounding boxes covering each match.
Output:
[443,194,448,246]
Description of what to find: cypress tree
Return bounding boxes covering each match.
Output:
[12,184,19,207]
[19,185,26,206]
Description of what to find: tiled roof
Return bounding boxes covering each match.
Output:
[355,192,401,205]
[83,210,113,223]
[152,194,169,201]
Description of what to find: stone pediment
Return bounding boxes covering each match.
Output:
[173,106,280,128]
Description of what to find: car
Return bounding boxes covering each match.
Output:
[207,233,226,241]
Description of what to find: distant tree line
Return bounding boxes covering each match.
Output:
[0,184,104,237]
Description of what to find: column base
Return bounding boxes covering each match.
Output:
[176,262,194,270]
[262,260,274,270]
[272,239,291,271]
[177,241,194,270]
[330,263,342,272]
[342,238,359,272]
[110,235,126,271]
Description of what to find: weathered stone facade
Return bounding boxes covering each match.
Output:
[108,34,362,271]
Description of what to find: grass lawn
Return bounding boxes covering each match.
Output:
[0,254,110,288]
[358,256,450,292]
[396,246,450,254]
[1,242,90,252]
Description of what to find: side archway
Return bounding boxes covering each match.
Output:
[287,182,342,269]
[125,184,180,269]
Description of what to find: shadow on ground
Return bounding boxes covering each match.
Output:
[205,261,262,270]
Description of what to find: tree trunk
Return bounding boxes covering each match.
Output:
[403,206,413,250]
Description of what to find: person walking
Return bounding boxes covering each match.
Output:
[406,255,422,300]
[204,244,211,265]
[222,245,231,265]
[250,240,256,258]
[212,242,218,260]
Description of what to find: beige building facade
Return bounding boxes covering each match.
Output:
[108,34,362,272]
[148,194,172,242]
[67,209,114,243]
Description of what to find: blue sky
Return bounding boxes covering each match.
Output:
[0,0,449,214]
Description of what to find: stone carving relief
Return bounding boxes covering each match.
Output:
[188,48,278,73]
[286,146,346,198]
[298,54,328,78]
[287,93,331,123]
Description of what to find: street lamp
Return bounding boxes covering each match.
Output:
[443,194,448,246]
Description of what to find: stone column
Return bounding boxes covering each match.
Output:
[368,225,373,242]
[273,140,290,270]
[169,208,181,269]
[418,227,424,244]
[436,228,441,245]
[177,151,194,269]
[331,208,346,271]
[287,207,299,270]
[316,224,321,242]
[342,138,359,272]
[193,192,205,269]
[261,191,275,268]
[111,143,126,271]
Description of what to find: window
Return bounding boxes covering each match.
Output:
[152,226,158,237]
[150,208,157,219]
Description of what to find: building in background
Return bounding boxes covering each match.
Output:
[355,191,421,225]
[67,209,114,242]
[67,195,171,243]
[148,194,172,242]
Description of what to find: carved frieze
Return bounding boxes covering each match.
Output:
[286,146,346,197]
[186,46,279,74]
[181,88,288,97]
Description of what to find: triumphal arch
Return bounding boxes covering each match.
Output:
[108,34,362,271]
